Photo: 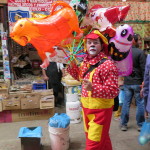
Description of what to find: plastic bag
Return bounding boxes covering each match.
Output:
[49,113,70,128]
[138,118,150,145]
[18,126,42,138]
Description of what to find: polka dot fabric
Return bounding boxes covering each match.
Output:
[67,52,119,99]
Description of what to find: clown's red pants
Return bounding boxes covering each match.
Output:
[82,106,113,150]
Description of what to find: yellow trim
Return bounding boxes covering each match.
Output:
[87,114,95,121]
[81,97,114,109]
[93,30,108,45]
[88,68,96,97]
[82,109,88,132]
[88,119,103,142]
[89,69,95,82]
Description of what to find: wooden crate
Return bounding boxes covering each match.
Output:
[0,100,2,112]
[40,95,54,109]
[12,108,54,122]
[21,93,40,109]
[2,95,22,110]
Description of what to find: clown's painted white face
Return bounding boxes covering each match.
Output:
[86,38,102,58]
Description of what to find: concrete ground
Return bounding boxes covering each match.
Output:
[0,106,149,150]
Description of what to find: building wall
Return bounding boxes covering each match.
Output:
[0,0,7,4]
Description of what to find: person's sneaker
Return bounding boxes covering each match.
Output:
[137,126,141,132]
[120,125,128,131]
[114,117,121,121]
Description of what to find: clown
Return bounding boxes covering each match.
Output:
[67,30,119,150]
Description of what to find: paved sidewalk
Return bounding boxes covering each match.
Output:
[0,106,149,150]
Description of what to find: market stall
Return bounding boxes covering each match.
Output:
[0,0,149,123]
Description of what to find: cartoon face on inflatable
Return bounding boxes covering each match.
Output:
[109,24,133,61]
[10,18,41,46]
[108,24,134,76]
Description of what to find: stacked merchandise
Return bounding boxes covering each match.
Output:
[0,82,8,112]
[0,80,55,122]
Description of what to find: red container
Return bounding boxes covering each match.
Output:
[32,61,42,69]
[0,110,12,123]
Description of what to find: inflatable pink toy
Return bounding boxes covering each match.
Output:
[108,24,134,76]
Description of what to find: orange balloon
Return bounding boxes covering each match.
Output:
[10,1,83,68]
[31,12,48,18]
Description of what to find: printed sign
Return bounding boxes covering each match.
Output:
[9,9,30,22]
[1,32,11,79]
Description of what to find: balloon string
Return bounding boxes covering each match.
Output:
[72,38,84,56]
[66,45,78,65]
[72,32,77,53]
[62,47,71,63]
[76,49,84,54]
[75,39,84,54]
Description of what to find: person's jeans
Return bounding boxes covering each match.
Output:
[121,85,145,127]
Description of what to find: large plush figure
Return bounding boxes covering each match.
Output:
[10,1,83,68]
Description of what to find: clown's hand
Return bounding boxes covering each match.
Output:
[82,79,92,91]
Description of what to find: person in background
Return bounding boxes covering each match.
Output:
[134,33,142,49]
[67,30,119,150]
[120,33,146,132]
[114,76,125,121]
[143,54,150,118]
[42,61,64,106]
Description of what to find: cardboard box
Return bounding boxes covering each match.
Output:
[21,94,40,109]
[12,108,54,122]
[0,88,8,94]
[0,82,8,94]
[40,95,54,109]
[33,89,53,96]
[2,95,21,110]
[0,100,2,112]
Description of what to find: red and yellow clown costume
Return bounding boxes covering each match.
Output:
[67,30,119,150]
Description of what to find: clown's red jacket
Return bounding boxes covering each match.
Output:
[67,52,119,99]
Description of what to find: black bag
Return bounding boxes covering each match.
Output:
[83,58,119,111]
[113,96,119,111]
[83,58,107,78]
